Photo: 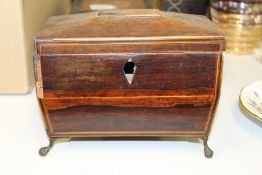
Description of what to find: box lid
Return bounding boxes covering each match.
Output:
[36,9,225,44]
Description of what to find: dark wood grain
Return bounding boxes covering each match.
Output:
[40,53,218,92]
[43,88,215,98]
[47,105,211,135]
[43,96,213,110]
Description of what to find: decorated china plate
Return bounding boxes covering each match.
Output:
[240,80,262,121]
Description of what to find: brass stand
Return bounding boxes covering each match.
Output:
[39,136,214,158]
[39,137,56,157]
[201,136,213,158]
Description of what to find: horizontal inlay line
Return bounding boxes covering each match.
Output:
[37,36,224,42]
[43,95,213,99]
[39,40,222,45]
[43,88,215,99]
[50,130,207,136]
[37,52,222,56]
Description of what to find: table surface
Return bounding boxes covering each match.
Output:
[0,53,261,175]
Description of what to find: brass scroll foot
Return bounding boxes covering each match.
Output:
[39,137,56,157]
[201,136,213,158]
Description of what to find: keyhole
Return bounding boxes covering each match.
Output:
[123,58,137,85]
[123,62,135,74]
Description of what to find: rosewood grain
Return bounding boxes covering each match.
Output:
[43,88,215,98]
[36,9,224,40]
[40,53,218,91]
[43,96,213,110]
[34,9,225,157]
[47,105,211,134]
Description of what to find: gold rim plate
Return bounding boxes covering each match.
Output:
[239,80,262,122]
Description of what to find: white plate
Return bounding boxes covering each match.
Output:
[240,80,262,121]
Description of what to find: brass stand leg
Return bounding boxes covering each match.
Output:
[201,136,213,158]
[39,137,56,157]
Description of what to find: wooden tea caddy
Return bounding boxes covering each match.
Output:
[34,9,225,158]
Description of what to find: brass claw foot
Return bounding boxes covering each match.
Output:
[202,136,213,158]
[39,138,56,157]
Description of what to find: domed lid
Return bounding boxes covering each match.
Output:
[36,9,225,42]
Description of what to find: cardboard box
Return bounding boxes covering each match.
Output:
[0,0,71,94]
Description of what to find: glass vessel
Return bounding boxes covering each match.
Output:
[210,0,262,54]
